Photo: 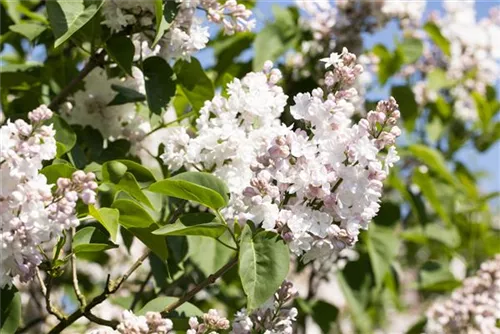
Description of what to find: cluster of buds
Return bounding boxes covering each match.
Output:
[362,97,401,149]
[28,104,53,123]
[262,60,283,85]
[188,309,230,334]
[322,48,364,89]
[203,0,255,35]
[115,311,173,334]
[47,171,98,232]
[232,281,298,334]
[426,255,500,334]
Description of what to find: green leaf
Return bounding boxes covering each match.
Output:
[310,300,339,334]
[153,213,227,238]
[0,286,21,334]
[106,36,135,76]
[427,68,451,91]
[46,114,77,157]
[424,22,451,56]
[89,205,119,241]
[239,225,290,310]
[143,56,176,115]
[114,172,154,209]
[114,159,156,182]
[425,222,461,248]
[372,44,403,85]
[252,25,284,71]
[108,84,146,106]
[429,96,452,120]
[112,199,168,260]
[397,38,423,64]
[152,0,178,46]
[391,85,418,131]
[73,226,118,254]
[137,296,202,317]
[174,58,214,111]
[46,0,104,48]
[472,91,493,130]
[188,234,235,277]
[149,172,229,210]
[366,224,401,288]
[102,161,128,183]
[407,144,455,185]
[419,261,461,292]
[9,23,46,41]
[412,170,451,225]
[336,272,372,333]
[40,163,76,184]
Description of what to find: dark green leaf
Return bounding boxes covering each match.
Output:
[0,286,21,334]
[152,0,178,46]
[143,56,176,115]
[153,212,226,238]
[112,199,168,260]
[46,114,77,157]
[310,300,339,334]
[46,0,104,48]
[108,84,146,106]
[174,58,214,111]
[239,225,289,310]
[106,35,135,76]
[391,85,418,131]
[149,172,229,210]
[73,226,118,254]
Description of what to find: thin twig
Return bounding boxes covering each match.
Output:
[70,228,86,307]
[36,268,66,321]
[48,50,106,110]
[83,311,119,328]
[15,317,45,334]
[161,256,238,316]
[47,250,151,334]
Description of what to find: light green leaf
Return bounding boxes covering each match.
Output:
[174,58,214,111]
[46,0,104,48]
[73,226,118,254]
[372,44,403,85]
[106,35,135,76]
[427,68,451,91]
[419,261,461,292]
[143,56,176,115]
[407,144,455,185]
[424,223,461,248]
[89,205,119,241]
[40,164,76,184]
[336,272,372,333]
[114,160,156,182]
[112,199,168,260]
[239,225,289,310]
[9,23,46,41]
[424,22,451,57]
[188,234,235,277]
[0,286,21,334]
[397,38,423,64]
[366,224,401,288]
[116,172,154,209]
[152,0,178,46]
[153,213,226,238]
[149,172,229,210]
[102,161,128,183]
[137,296,202,317]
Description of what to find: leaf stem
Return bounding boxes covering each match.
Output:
[70,228,86,307]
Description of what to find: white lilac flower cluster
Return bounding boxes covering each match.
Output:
[409,2,500,122]
[425,255,500,334]
[61,67,150,148]
[88,311,174,334]
[232,280,298,334]
[103,0,254,61]
[161,49,400,262]
[0,106,97,287]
